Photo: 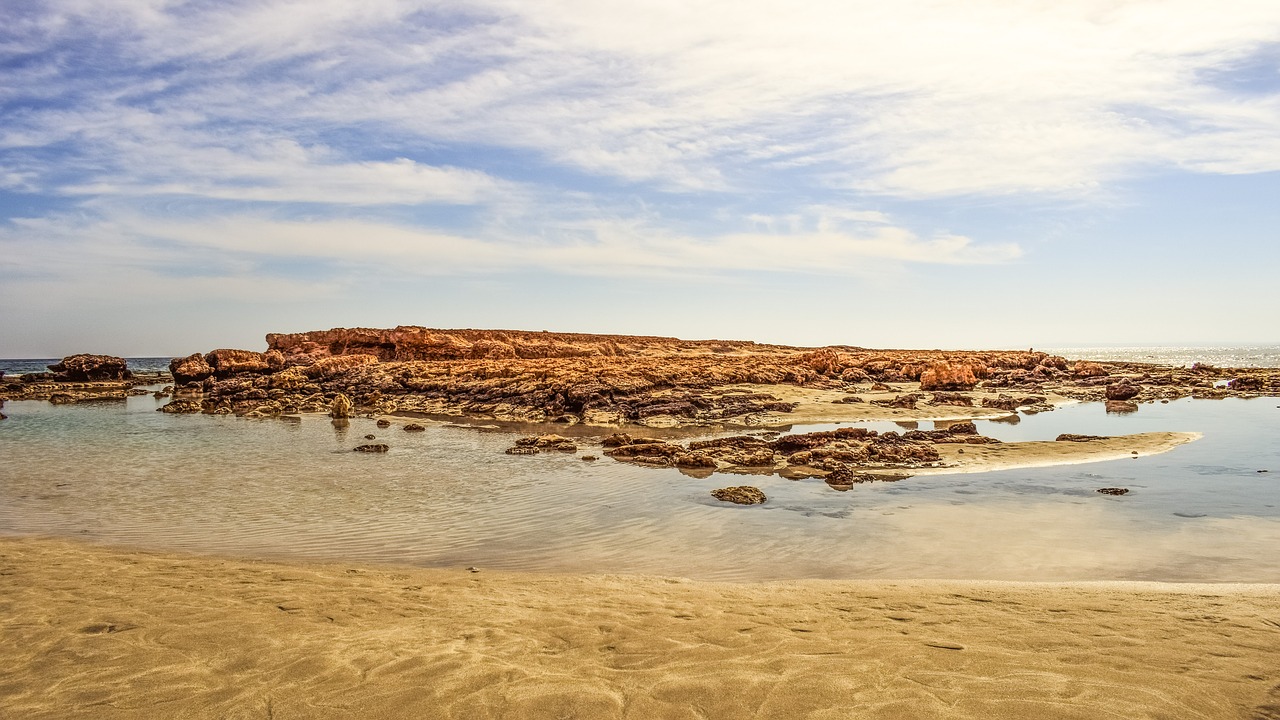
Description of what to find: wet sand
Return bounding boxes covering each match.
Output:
[919,431,1202,476]
[3,537,1278,719]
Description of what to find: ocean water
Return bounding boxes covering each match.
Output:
[0,357,174,376]
[1,390,1277,582]
[1042,345,1280,368]
[1,346,1275,376]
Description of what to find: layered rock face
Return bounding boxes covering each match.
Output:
[264,326,788,364]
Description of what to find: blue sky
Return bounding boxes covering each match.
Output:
[2,0,1279,357]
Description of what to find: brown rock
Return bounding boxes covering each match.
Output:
[403,423,426,432]
[1097,487,1129,496]
[205,349,273,377]
[1073,361,1110,378]
[159,399,203,414]
[170,353,215,385]
[329,394,353,419]
[47,354,131,381]
[303,354,380,380]
[353,444,389,453]
[674,451,717,468]
[710,486,767,505]
[918,361,983,391]
[1105,382,1140,401]
[376,419,391,428]
[1056,434,1111,442]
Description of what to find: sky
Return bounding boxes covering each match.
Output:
[2,0,1279,357]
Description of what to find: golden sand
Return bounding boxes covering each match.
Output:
[2,537,1278,719]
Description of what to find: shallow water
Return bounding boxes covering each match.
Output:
[1,393,1277,582]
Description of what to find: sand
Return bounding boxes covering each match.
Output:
[3,537,1278,719]
[723,382,1066,426]
[918,431,1203,476]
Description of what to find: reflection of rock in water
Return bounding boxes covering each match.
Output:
[894,421,919,430]
[1106,400,1139,414]
[990,413,1021,425]
[331,418,350,439]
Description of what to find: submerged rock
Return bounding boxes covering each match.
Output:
[159,399,203,414]
[1097,487,1129,496]
[353,443,389,453]
[710,486,767,505]
[403,423,426,432]
[1056,434,1111,442]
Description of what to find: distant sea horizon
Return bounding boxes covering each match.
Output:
[2,345,1279,375]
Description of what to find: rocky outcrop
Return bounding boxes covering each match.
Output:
[170,354,214,385]
[329,394,353,419]
[506,435,578,454]
[918,361,984,391]
[156,326,1279,420]
[710,486,767,505]
[265,326,794,365]
[206,349,276,377]
[1105,382,1141,401]
[47,355,131,381]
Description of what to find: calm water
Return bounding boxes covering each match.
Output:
[1,391,1277,582]
[1,346,1278,376]
[1042,345,1280,368]
[0,357,174,375]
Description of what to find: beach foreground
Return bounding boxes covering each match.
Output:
[2,538,1278,719]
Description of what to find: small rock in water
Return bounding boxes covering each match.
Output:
[581,455,598,461]
[505,446,539,455]
[1097,487,1129,496]
[1259,469,1269,473]
[329,394,353,419]
[353,443,389,453]
[404,423,426,432]
[710,486,767,505]
[467,566,480,573]
[376,419,391,428]
[364,434,376,440]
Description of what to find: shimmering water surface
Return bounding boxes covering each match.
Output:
[2,391,1278,582]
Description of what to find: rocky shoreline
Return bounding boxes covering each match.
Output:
[161,326,1280,423]
[4,328,1278,427]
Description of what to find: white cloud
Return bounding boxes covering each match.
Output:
[0,204,1018,289]
[8,0,1280,203]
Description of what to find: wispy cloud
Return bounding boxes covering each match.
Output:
[5,0,1279,206]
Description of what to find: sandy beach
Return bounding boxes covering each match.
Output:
[2,537,1278,719]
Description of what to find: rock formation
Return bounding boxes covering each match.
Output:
[710,486,767,505]
[150,326,1280,420]
[47,354,131,381]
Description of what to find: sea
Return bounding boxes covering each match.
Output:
[1,346,1278,582]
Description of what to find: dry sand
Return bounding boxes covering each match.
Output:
[3,537,1279,719]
